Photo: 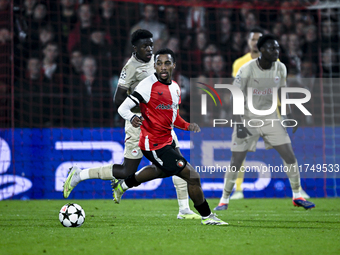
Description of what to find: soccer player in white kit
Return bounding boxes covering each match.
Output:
[215,34,315,210]
[63,30,200,219]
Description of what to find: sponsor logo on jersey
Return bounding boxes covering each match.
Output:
[252,88,273,95]
[156,104,177,110]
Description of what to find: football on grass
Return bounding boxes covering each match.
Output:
[59,203,85,227]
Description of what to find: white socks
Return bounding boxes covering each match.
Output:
[172,176,190,211]
[79,164,114,181]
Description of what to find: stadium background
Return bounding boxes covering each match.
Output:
[0,0,339,200]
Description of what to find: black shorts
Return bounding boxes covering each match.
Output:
[142,141,187,176]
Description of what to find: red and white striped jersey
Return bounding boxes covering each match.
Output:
[132,74,189,151]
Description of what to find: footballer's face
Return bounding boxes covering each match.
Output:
[134,38,153,62]
[248,32,262,53]
[260,40,280,62]
[154,54,176,83]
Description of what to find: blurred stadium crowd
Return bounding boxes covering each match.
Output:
[0,0,339,128]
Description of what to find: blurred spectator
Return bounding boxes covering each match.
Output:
[204,44,218,55]
[280,1,293,16]
[286,33,302,77]
[239,2,253,24]
[27,24,56,52]
[282,14,294,33]
[279,33,288,51]
[66,56,113,127]
[301,61,317,79]
[186,30,208,76]
[230,31,244,64]
[15,56,64,127]
[295,21,305,45]
[202,54,213,77]
[244,12,257,32]
[272,22,285,38]
[42,41,64,82]
[322,48,339,78]
[52,0,78,39]
[130,4,168,52]
[24,0,37,18]
[186,5,205,32]
[211,54,226,78]
[321,19,338,49]
[164,6,184,36]
[69,48,83,76]
[24,3,48,48]
[99,0,125,68]
[82,27,112,80]
[0,27,11,44]
[217,16,232,54]
[302,25,318,63]
[67,3,97,53]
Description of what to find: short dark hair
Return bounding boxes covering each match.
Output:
[257,34,277,50]
[131,29,153,46]
[249,27,264,36]
[154,48,176,63]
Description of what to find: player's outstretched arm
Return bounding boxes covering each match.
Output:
[114,86,129,108]
[117,94,143,128]
[173,111,201,133]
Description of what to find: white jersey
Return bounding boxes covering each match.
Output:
[118,53,155,95]
[233,59,287,120]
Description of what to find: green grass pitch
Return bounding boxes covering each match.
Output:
[1,198,339,255]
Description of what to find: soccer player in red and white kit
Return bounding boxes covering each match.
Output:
[113,48,228,225]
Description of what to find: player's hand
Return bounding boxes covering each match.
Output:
[286,114,298,133]
[188,123,201,133]
[236,124,252,138]
[130,115,144,128]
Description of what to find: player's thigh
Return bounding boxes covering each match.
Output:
[142,142,187,176]
[124,120,143,159]
[231,125,260,153]
[260,120,291,148]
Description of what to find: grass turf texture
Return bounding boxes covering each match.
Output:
[1,198,339,255]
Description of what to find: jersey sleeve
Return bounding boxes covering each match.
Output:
[279,63,287,88]
[174,110,190,130]
[118,62,136,90]
[233,65,248,92]
[134,76,154,103]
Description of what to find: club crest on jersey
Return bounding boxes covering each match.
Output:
[274,76,280,83]
[131,148,139,157]
[176,90,180,97]
[176,160,185,168]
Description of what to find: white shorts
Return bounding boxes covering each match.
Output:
[231,119,291,152]
[124,120,179,159]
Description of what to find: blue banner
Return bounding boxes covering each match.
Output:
[0,128,339,200]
